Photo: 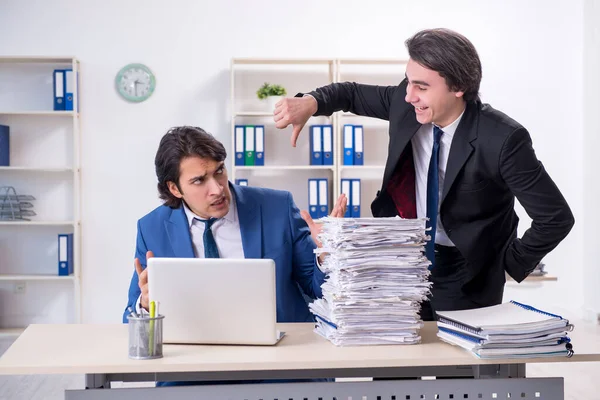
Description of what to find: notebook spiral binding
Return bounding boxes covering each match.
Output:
[437,301,570,335]
[510,300,564,320]
[436,317,481,335]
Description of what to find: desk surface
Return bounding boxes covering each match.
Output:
[1,321,599,375]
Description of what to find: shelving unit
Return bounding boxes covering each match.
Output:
[230,58,336,211]
[0,56,81,331]
[230,58,406,215]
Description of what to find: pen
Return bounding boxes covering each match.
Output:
[127,306,138,318]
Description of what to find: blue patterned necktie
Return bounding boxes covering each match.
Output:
[425,126,443,270]
[195,218,220,258]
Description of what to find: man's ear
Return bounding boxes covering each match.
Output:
[454,90,465,99]
[167,181,183,199]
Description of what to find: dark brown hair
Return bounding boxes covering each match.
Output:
[155,126,227,208]
[405,28,482,102]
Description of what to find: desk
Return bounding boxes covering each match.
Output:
[1,322,599,400]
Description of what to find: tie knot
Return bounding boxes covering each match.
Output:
[433,126,443,143]
[194,217,218,229]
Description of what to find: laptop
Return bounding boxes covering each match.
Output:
[147,258,284,345]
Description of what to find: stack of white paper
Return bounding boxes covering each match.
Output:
[436,301,574,359]
[309,216,432,346]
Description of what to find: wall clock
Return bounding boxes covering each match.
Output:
[115,63,156,102]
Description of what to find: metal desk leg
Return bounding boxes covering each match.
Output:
[85,374,109,389]
[472,363,526,379]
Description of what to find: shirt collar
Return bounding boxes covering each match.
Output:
[182,191,237,227]
[433,108,466,139]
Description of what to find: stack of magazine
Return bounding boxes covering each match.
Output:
[309,216,432,346]
[436,301,574,359]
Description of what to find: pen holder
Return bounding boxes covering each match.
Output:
[127,314,165,360]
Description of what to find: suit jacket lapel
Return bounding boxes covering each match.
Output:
[165,206,195,258]
[441,101,479,204]
[231,184,262,259]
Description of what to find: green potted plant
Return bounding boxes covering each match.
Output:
[256,82,287,110]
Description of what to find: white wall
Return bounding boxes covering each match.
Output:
[0,0,588,323]
[582,0,600,321]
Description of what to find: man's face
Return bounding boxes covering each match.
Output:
[404,58,465,128]
[167,156,231,219]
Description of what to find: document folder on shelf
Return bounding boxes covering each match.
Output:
[53,69,65,111]
[308,179,319,219]
[353,125,364,165]
[235,179,248,186]
[341,178,351,218]
[322,125,333,165]
[64,69,74,111]
[244,126,255,166]
[255,125,265,166]
[234,126,245,166]
[58,233,74,276]
[318,179,329,218]
[0,125,9,166]
[350,179,361,217]
[310,125,323,165]
[343,125,354,165]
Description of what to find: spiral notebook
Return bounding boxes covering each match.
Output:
[436,301,574,358]
[435,300,570,336]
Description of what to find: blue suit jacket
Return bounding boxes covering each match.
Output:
[123,184,325,323]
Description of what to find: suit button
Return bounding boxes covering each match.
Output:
[447,228,453,234]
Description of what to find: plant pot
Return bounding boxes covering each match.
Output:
[266,96,283,111]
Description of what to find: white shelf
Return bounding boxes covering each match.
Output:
[0,328,25,338]
[0,167,74,172]
[234,166,335,171]
[233,58,407,66]
[234,112,333,120]
[340,165,385,171]
[0,111,76,117]
[234,111,273,117]
[0,56,76,64]
[233,58,333,65]
[234,111,332,118]
[338,58,408,65]
[0,220,77,226]
[0,274,75,281]
[340,112,391,121]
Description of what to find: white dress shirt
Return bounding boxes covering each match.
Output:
[411,110,465,247]
[183,193,244,259]
[136,193,244,313]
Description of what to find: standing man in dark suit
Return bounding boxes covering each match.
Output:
[273,28,574,321]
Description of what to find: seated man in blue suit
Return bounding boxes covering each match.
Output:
[124,125,346,322]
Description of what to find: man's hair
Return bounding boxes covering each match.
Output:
[405,28,482,102]
[155,126,227,208]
